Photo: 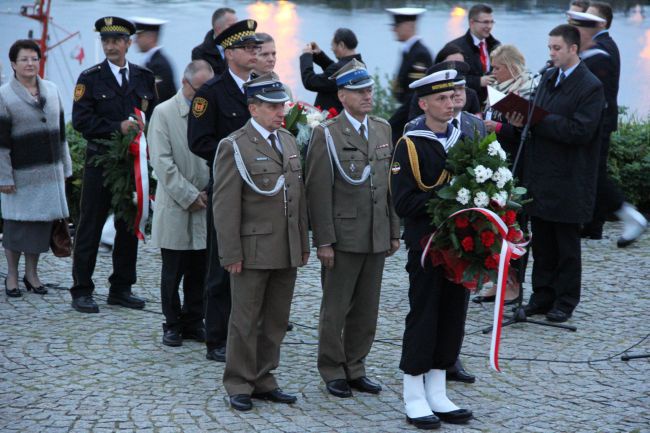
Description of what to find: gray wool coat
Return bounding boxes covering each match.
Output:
[0,76,72,221]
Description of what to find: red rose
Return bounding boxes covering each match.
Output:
[461,236,474,252]
[327,107,339,119]
[507,228,523,242]
[455,215,470,229]
[484,254,499,270]
[480,230,496,248]
[504,210,517,226]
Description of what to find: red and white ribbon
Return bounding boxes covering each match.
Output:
[129,108,149,241]
[421,207,529,372]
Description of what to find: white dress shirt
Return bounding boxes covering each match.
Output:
[343,110,368,140]
[250,118,282,154]
[108,59,130,86]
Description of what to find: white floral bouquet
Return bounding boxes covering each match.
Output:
[424,132,528,291]
[283,101,338,150]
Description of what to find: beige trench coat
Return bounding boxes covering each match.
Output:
[148,90,210,250]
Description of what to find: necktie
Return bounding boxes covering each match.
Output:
[478,41,488,73]
[557,72,566,87]
[452,118,459,129]
[269,133,283,161]
[119,68,128,92]
[358,124,367,143]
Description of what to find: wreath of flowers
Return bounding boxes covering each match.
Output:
[425,132,529,291]
[283,101,338,151]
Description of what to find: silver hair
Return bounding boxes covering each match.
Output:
[183,59,214,83]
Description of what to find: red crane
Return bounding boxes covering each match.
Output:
[19,0,81,78]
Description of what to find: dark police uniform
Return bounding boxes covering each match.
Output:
[70,17,156,309]
[187,19,261,359]
[146,49,176,104]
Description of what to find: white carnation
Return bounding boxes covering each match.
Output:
[456,187,471,205]
[492,167,513,188]
[306,111,323,128]
[491,191,508,207]
[498,149,507,161]
[474,191,490,208]
[474,165,493,184]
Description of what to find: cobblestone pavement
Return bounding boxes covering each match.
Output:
[1,222,649,433]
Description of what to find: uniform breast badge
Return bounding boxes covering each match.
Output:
[191,97,208,118]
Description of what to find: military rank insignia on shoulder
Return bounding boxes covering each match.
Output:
[191,97,208,118]
[369,115,390,126]
[81,64,101,75]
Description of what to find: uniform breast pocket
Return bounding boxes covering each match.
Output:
[136,87,155,107]
[249,161,282,190]
[93,87,116,102]
[338,153,365,180]
[288,157,302,172]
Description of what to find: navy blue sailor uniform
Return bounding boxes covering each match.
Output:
[389,120,469,374]
[70,57,155,300]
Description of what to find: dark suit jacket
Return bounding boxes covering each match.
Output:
[191,30,226,76]
[299,52,362,112]
[500,63,605,224]
[187,70,249,165]
[442,30,500,104]
[146,49,177,105]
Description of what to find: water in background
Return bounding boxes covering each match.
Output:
[1,0,648,117]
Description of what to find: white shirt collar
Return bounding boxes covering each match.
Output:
[451,112,462,125]
[229,68,250,93]
[250,118,280,149]
[402,35,421,53]
[557,61,581,85]
[108,59,129,85]
[470,32,484,46]
[343,110,368,139]
[142,45,162,65]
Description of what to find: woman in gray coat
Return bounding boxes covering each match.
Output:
[0,40,72,297]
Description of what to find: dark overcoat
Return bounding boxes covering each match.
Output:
[146,49,177,105]
[191,30,226,77]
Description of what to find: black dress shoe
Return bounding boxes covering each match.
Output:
[433,408,473,424]
[325,379,352,398]
[23,276,47,294]
[162,329,182,347]
[229,394,252,411]
[206,346,226,362]
[446,360,475,384]
[348,376,382,394]
[546,309,572,323]
[472,295,495,304]
[71,295,99,313]
[406,414,441,430]
[5,278,22,298]
[523,302,551,317]
[107,292,145,309]
[252,388,297,404]
[182,327,206,342]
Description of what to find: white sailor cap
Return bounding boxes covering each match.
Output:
[132,17,168,33]
[566,10,606,27]
[409,69,457,97]
[386,8,426,25]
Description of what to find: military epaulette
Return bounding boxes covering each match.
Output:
[277,127,293,137]
[227,128,247,141]
[321,117,338,128]
[81,64,102,75]
[369,115,390,126]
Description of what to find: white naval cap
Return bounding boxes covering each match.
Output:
[409,69,457,97]
[566,10,606,27]
[386,8,426,24]
[131,17,168,33]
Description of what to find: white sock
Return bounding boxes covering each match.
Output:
[424,369,460,413]
[403,374,433,418]
[615,203,648,240]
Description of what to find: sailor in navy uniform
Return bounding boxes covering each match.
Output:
[386,8,433,145]
[133,17,177,105]
[568,10,647,245]
[390,69,473,430]
[70,16,156,313]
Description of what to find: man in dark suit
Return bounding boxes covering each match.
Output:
[133,17,177,105]
[188,19,262,363]
[386,7,433,145]
[299,28,362,113]
[70,16,156,313]
[440,3,500,106]
[579,4,647,245]
[504,25,605,323]
[191,8,237,76]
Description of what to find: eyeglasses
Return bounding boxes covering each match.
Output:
[472,19,496,25]
[234,45,261,53]
[16,57,40,64]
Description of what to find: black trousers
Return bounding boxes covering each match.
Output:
[204,183,231,351]
[160,248,206,331]
[71,155,138,298]
[584,133,625,230]
[400,250,469,375]
[530,217,581,314]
